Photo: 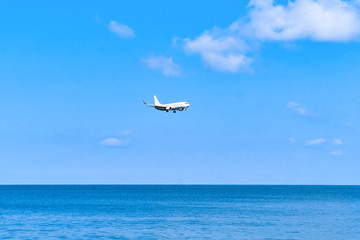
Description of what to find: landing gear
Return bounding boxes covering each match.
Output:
[173,110,176,113]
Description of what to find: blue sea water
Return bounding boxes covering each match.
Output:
[0,185,360,239]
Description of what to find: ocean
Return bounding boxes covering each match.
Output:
[0,185,359,239]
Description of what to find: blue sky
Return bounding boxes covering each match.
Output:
[1,0,360,184]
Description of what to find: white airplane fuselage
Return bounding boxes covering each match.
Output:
[144,95,190,113]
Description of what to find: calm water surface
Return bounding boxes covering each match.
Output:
[0,185,360,239]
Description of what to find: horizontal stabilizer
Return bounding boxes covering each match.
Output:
[143,99,155,107]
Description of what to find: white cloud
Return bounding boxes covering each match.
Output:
[200,51,251,72]
[108,21,135,38]
[287,101,309,115]
[95,14,100,23]
[305,138,326,145]
[288,138,296,143]
[247,0,360,41]
[143,56,180,76]
[344,122,353,127]
[333,139,343,145]
[100,138,128,146]
[184,0,360,72]
[330,150,343,155]
[184,32,251,72]
[119,129,132,136]
[184,32,246,53]
[172,36,180,47]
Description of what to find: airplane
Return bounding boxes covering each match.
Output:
[143,95,190,113]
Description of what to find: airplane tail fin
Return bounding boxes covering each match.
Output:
[154,95,160,105]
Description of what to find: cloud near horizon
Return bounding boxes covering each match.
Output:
[333,139,343,145]
[287,101,309,115]
[119,129,132,136]
[184,0,360,72]
[143,56,180,76]
[108,21,135,38]
[330,150,343,155]
[305,138,327,145]
[288,138,296,143]
[100,138,128,146]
